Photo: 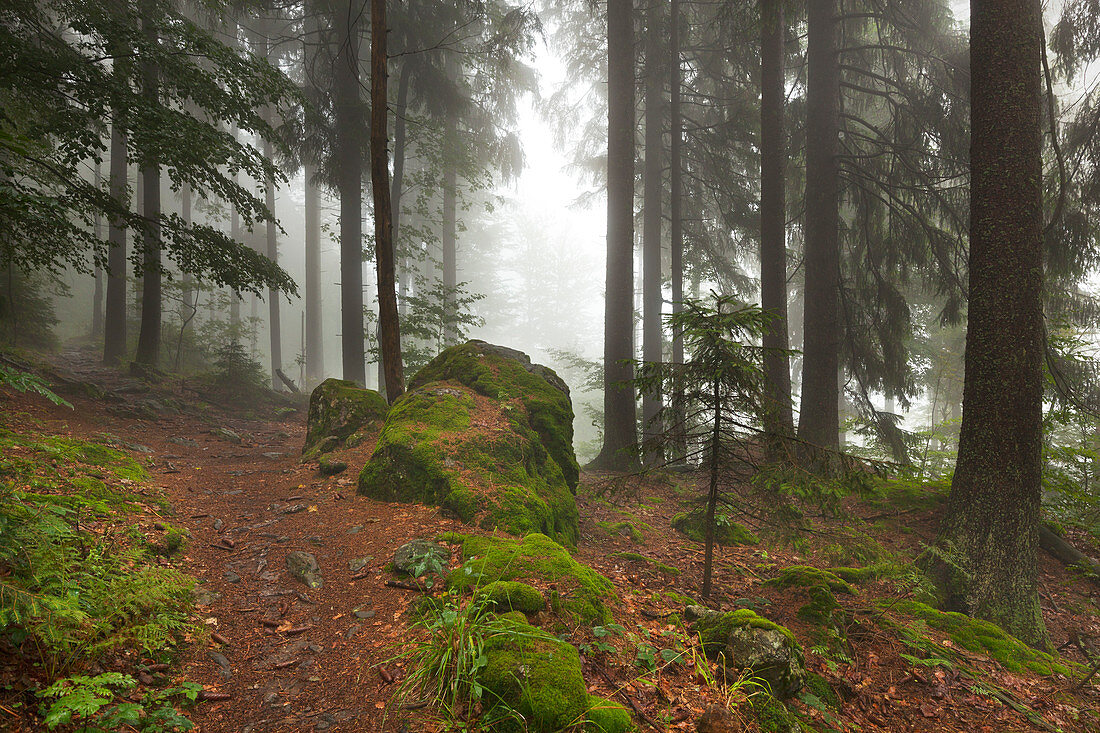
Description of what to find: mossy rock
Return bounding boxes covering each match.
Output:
[584,695,634,732]
[751,694,804,733]
[303,378,388,457]
[801,673,840,711]
[766,566,856,596]
[409,340,580,492]
[476,580,545,614]
[597,520,644,543]
[358,382,579,546]
[891,600,1071,676]
[671,511,758,546]
[695,609,805,698]
[610,552,680,576]
[445,533,613,625]
[796,585,841,627]
[480,614,589,732]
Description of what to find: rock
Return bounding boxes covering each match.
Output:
[191,586,221,607]
[213,518,224,531]
[224,571,241,583]
[262,452,285,460]
[750,695,802,733]
[346,525,363,534]
[672,510,758,546]
[344,625,360,639]
[302,379,389,458]
[585,696,635,733]
[358,341,580,546]
[307,536,324,547]
[207,650,232,680]
[353,607,375,620]
[211,427,242,444]
[481,615,589,732]
[168,437,198,447]
[282,504,307,515]
[317,457,348,477]
[348,557,373,572]
[685,605,714,623]
[695,610,805,698]
[286,551,323,589]
[393,539,448,575]
[475,580,545,614]
[696,705,740,733]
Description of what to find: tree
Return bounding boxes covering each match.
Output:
[133,8,163,370]
[590,0,638,471]
[371,0,405,402]
[935,0,1048,647]
[103,117,129,365]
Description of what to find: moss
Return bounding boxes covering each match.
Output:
[476,581,546,614]
[695,609,798,656]
[751,694,803,733]
[584,695,634,733]
[303,378,388,457]
[360,383,578,547]
[597,520,644,543]
[410,341,580,491]
[891,600,1070,676]
[766,566,856,596]
[610,552,680,576]
[801,673,840,710]
[480,616,589,732]
[817,529,890,567]
[796,586,840,626]
[445,533,613,625]
[828,565,883,585]
[671,511,758,546]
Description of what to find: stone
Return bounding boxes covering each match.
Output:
[695,610,805,698]
[353,607,375,620]
[286,551,323,589]
[318,457,348,477]
[302,379,388,458]
[696,705,740,733]
[191,586,220,608]
[207,650,232,680]
[282,504,307,515]
[393,539,447,575]
[224,571,241,583]
[262,452,285,460]
[211,427,242,444]
[348,557,373,572]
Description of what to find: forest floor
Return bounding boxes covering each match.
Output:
[3,347,1100,732]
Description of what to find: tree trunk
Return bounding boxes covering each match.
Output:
[590,0,638,471]
[937,0,1047,648]
[103,119,128,365]
[669,0,686,462]
[442,145,457,345]
[641,0,664,464]
[181,181,193,313]
[797,0,840,451]
[702,379,721,600]
[304,163,324,383]
[371,0,405,402]
[390,56,412,256]
[134,11,161,370]
[760,0,794,441]
[335,0,366,384]
[92,162,104,339]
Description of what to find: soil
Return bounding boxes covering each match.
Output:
[3,347,1100,732]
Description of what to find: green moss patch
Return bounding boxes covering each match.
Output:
[445,533,613,625]
[751,694,802,733]
[596,520,644,543]
[476,581,546,614]
[480,614,589,732]
[610,552,680,576]
[302,378,388,457]
[410,340,580,491]
[585,695,634,732]
[890,600,1070,676]
[359,380,579,546]
[766,566,856,595]
[671,510,758,546]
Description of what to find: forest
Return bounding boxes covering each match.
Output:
[3,0,1100,731]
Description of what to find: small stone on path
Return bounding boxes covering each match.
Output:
[286,551,323,589]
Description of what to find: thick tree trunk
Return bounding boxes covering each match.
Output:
[390,57,412,255]
[92,162,104,339]
[134,13,161,370]
[797,0,840,451]
[938,0,1047,648]
[669,0,686,462]
[760,0,794,441]
[181,182,193,313]
[641,0,664,464]
[335,0,366,384]
[264,135,282,389]
[304,164,324,383]
[590,0,638,471]
[103,120,128,365]
[371,0,405,402]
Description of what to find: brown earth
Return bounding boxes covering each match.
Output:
[2,348,1100,732]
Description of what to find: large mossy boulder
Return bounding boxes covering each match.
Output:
[303,378,388,458]
[358,342,580,545]
[446,533,614,625]
[695,609,805,698]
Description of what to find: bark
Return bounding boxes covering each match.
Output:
[759,0,795,440]
[103,119,128,365]
[702,380,720,600]
[304,163,324,383]
[938,0,1047,648]
[181,182,193,313]
[640,0,664,464]
[590,0,638,471]
[669,0,686,462]
[92,162,104,339]
[264,133,282,390]
[134,11,161,370]
[334,0,366,384]
[442,145,457,345]
[797,0,840,450]
[371,0,405,402]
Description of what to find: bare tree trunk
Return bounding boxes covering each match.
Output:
[590,0,638,471]
[797,0,840,450]
[103,119,128,365]
[760,0,794,443]
[669,0,686,462]
[442,149,457,345]
[134,10,161,370]
[335,0,366,384]
[371,0,405,402]
[304,163,324,383]
[181,181,193,313]
[938,0,1047,648]
[641,0,664,464]
[92,162,105,339]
